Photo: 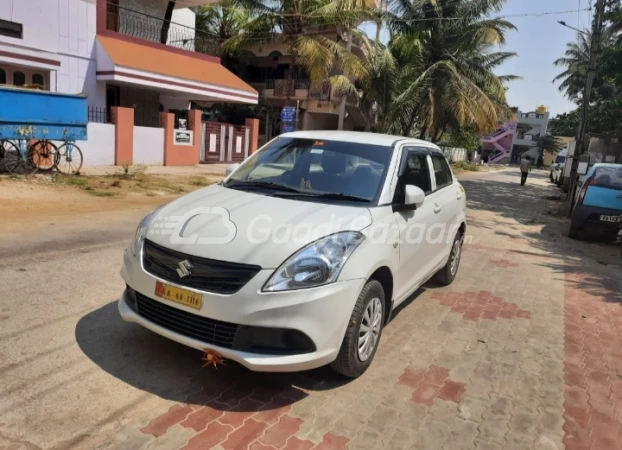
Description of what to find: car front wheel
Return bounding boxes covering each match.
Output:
[437,231,464,285]
[331,280,385,378]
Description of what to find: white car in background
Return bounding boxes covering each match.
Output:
[551,149,568,185]
[118,131,467,378]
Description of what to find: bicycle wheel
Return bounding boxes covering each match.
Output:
[55,142,83,175]
[30,140,58,172]
[2,140,22,174]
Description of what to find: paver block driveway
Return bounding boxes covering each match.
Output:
[1,169,620,450]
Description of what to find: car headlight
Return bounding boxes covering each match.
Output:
[263,232,365,292]
[130,205,166,256]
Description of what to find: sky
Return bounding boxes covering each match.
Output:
[360,0,593,119]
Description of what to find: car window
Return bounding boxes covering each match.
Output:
[594,166,622,190]
[225,137,393,204]
[430,154,453,190]
[401,151,432,194]
[555,155,566,164]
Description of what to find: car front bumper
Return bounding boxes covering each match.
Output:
[119,248,365,372]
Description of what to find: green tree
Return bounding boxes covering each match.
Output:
[536,134,565,167]
[552,31,592,102]
[193,0,257,70]
[223,0,377,104]
[548,111,580,137]
[383,0,519,139]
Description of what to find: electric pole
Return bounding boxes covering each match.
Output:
[566,0,606,215]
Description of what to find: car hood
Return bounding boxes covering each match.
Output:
[144,184,373,269]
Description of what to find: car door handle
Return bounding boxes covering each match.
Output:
[434,203,442,213]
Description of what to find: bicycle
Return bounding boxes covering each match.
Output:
[54,141,83,175]
[2,139,38,174]
[30,139,58,172]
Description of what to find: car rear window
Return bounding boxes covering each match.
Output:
[594,166,622,190]
[555,155,566,164]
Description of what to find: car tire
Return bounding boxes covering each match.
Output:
[436,231,464,285]
[331,279,385,378]
[568,221,580,239]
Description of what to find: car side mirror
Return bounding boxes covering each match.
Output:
[395,185,426,211]
[226,163,240,176]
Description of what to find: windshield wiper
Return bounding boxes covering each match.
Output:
[226,180,301,192]
[274,191,370,203]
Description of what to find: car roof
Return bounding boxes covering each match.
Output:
[280,130,442,151]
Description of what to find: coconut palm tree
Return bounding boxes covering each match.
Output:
[383,0,519,139]
[193,0,258,70]
[553,31,592,102]
[552,26,620,102]
[223,0,377,113]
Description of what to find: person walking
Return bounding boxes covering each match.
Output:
[520,155,532,185]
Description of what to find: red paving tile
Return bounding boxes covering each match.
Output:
[312,433,349,450]
[249,442,276,450]
[259,415,303,448]
[219,409,255,428]
[254,402,292,425]
[221,418,269,450]
[397,367,425,389]
[180,406,224,432]
[283,437,315,450]
[439,380,466,403]
[424,365,450,386]
[563,272,622,450]
[141,404,194,438]
[182,421,233,450]
[411,381,440,406]
[399,364,466,407]
[431,290,531,321]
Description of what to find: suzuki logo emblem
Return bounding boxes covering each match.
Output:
[176,260,194,278]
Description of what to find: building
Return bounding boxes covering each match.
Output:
[480,107,550,164]
[0,0,259,165]
[237,28,368,145]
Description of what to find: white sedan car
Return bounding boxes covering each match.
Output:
[119,131,467,378]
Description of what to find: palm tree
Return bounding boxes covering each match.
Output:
[553,31,592,101]
[193,0,257,70]
[223,0,377,115]
[553,26,619,102]
[383,0,519,139]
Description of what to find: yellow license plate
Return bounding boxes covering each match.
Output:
[155,281,202,310]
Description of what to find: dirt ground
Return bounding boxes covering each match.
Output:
[0,166,226,231]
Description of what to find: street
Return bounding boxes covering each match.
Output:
[1,169,621,450]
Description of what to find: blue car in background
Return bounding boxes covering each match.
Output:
[569,163,622,239]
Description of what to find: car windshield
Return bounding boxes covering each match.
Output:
[223,137,393,205]
[594,166,622,190]
[555,155,566,164]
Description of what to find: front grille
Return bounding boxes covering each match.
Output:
[136,292,238,348]
[142,239,261,294]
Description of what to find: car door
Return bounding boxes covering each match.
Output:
[392,147,440,304]
[428,153,462,262]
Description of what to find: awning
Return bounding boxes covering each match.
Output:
[95,35,258,104]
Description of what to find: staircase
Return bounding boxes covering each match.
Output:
[487,149,511,164]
